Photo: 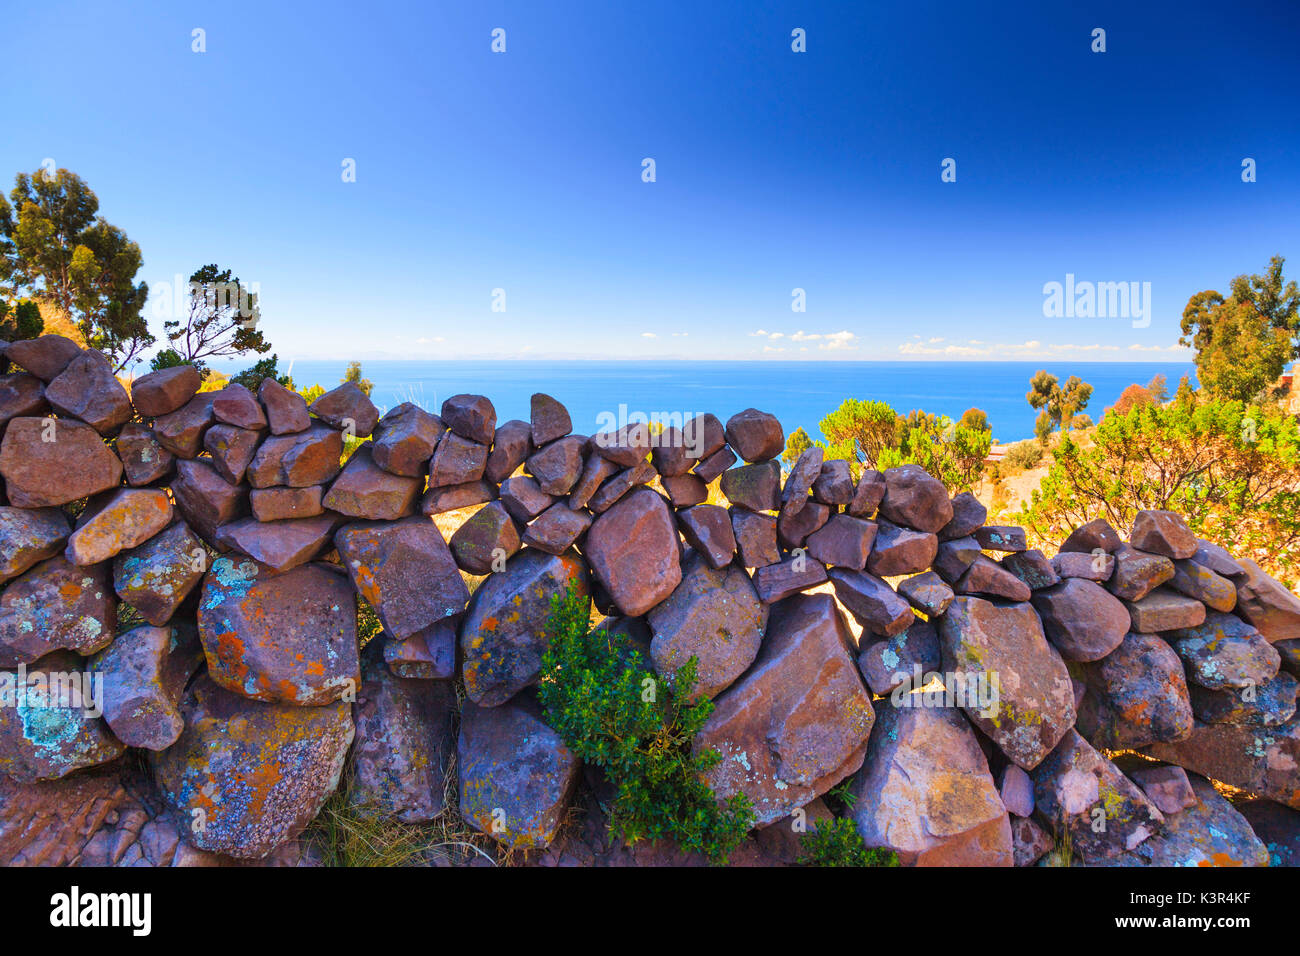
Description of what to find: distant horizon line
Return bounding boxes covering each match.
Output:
[214,356,1199,366]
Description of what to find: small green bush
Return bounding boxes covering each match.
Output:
[537,585,754,863]
[1002,439,1041,470]
[799,817,899,867]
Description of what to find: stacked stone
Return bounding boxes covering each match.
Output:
[1,348,1297,867]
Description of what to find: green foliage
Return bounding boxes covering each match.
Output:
[0,168,151,371]
[1002,439,1042,471]
[148,348,192,372]
[1180,256,1298,403]
[343,360,373,397]
[819,398,899,470]
[799,817,899,867]
[160,263,271,376]
[783,425,814,467]
[0,298,42,341]
[537,585,754,863]
[1018,392,1300,584]
[229,353,292,392]
[957,407,990,433]
[1145,373,1169,404]
[1027,370,1093,439]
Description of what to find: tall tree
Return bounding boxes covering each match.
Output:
[342,360,373,397]
[1027,370,1093,440]
[153,263,270,375]
[819,399,899,469]
[0,168,151,371]
[1180,257,1298,403]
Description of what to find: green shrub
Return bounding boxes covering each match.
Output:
[537,585,754,863]
[799,817,899,867]
[1002,439,1041,470]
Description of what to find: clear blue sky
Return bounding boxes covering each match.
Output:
[2,0,1296,364]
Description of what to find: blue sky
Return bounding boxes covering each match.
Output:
[1,0,1296,364]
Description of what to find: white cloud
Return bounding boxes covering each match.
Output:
[641,332,657,338]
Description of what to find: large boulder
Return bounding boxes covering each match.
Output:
[258,378,310,435]
[322,447,421,520]
[938,596,1076,770]
[1075,631,1194,749]
[828,568,913,637]
[1169,611,1280,690]
[866,520,936,577]
[150,675,353,859]
[90,624,204,750]
[459,548,589,706]
[370,402,443,476]
[1031,729,1164,863]
[676,504,737,570]
[0,557,115,666]
[112,520,206,625]
[1129,509,1197,559]
[440,394,496,445]
[0,505,69,583]
[723,408,783,463]
[152,392,215,458]
[849,702,1012,866]
[1030,578,1130,662]
[530,393,572,446]
[585,488,681,617]
[719,460,780,512]
[0,650,125,781]
[309,382,378,437]
[0,417,122,507]
[131,365,200,417]
[1106,544,1174,602]
[348,645,458,822]
[170,458,248,541]
[203,423,261,485]
[44,351,133,435]
[646,553,764,700]
[65,488,173,566]
[246,424,343,488]
[693,593,874,826]
[451,501,522,572]
[197,558,360,705]
[214,514,338,572]
[878,464,953,533]
[1145,715,1300,809]
[5,335,81,382]
[210,382,268,431]
[458,696,581,849]
[1234,558,1300,643]
[334,516,469,640]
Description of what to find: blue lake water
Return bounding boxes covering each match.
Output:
[210,360,1197,445]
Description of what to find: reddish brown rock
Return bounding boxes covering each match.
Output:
[458,696,580,848]
[940,490,987,539]
[693,443,737,483]
[1191,538,1248,580]
[0,416,123,507]
[1075,632,1194,749]
[588,459,656,514]
[1167,559,1236,612]
[0,651,125,782]
[171,458,248,541]
[849,702,1012,866]
[309,382,379,437]
[199,557,359,705]
[806,513,876,570]
[731,507,780,568]
[848,468,887,518]
[6,335,82,382]
[752,555,830,604]
[211,382,268,431]
[0,505,69,583]
[498,475,556,523]
[91,624,203,750]
[420,479,495,515]
[585,488,681,617]
[720,460,780,512]
[530,393,571,446]
[780,446,823,519]
[1011,816,1054,866]
[939,596,1076,769]
[0,371,48,429]
[1234,558,1300,643]
[661,473,708,507]
[371,403,443,477]
[460,549,588,705]
[681,413,726,461]
[66,488,173,566]
[1130,509,1197,560]
[695,593,873,826]
[1052,549,1113,582]
[150,675,353,858]
[956,554,1032,602]
[427,431,488,487]
[1170,612,1280,690]
[44,351,132,435]
[1125,588,1207,633]
[896,570,954,617]
[878,464,952,533]
[999,549,1060,591]
[647,554,764,699]
[1032,730,1164,862]
[777,499,830,550]
[116,423,174,486]
[933,535,982,583]
[250,484,324,522]
[1189,670,1298,727]
[649,426,696,477]
[215,515,338,572]
[247,423,343,488]
[811,458,855,505]
[591,422,652,468]
[258,377,310,435]
[450,501,521,573]
[440,393,496,445]
[113,520,206,625]
[336,516,469,641]
[828,568,913,637]
[1146,717,1300,810]
[521,502,590,555]
[1030,578,1131,662]
[131,365,201,418]
[676,504,736,570]
[323,447,420,520]
[723,408,783,463]
[567,452,617,510]
[1236,797,1300,865]
[867,520,937,577]
[857,617,940,695]
[1125,763,1197,815]
[526,434,586,495]
[1060,517,1122,554]
[203,423,261,485]
[153,392,215,458]
[384,620,457,681]
[0,558,115,666]
[974,524,1027,552]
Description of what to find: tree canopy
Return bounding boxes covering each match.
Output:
[152,263,270,376]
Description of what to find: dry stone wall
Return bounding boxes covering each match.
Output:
[1,332,1299,867]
